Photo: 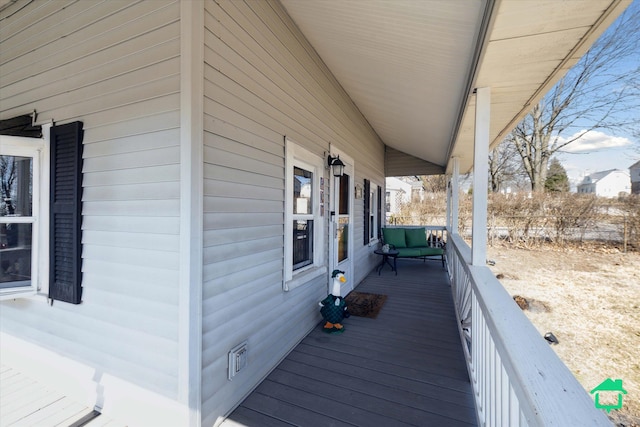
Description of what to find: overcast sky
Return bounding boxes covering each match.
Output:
[557,130,639,187]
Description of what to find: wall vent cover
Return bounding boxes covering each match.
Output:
[228,341,248,380]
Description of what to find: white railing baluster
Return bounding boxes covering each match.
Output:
[444,231,609,426]
[500,364,509,425]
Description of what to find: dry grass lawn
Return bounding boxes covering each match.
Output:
[486,243,640,426]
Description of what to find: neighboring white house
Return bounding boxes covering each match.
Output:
[576,169,631,197]
[385,177,412,219]
[630,160,640,194]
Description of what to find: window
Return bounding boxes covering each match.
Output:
[1,137,45,298]
[337,173,349,262]
[363,179,382,245]
[369,183,377,240]
[292,166,314,270]
[0,120,83,303]
[284,139,325,290]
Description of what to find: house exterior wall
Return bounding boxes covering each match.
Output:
[385,177,412,220]
[200,1,384,425]
[596,171,631,197]
[577,170,631,197]
[630,162,640,195]
[594,171,630,197]
[576,181,595,194]
[1,0,386,425]
[0,0,185,423]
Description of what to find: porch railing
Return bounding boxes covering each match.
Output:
[446,232,610,426]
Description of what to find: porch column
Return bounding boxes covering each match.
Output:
[446,177,451,231]
[451,157,460,235]
[179,1,204,425]
[472,87,490,266]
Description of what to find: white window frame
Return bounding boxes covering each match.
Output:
[0,130,49,300]
[284,139,325,291]
[368,182,380,245]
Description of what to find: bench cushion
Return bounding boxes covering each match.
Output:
[405,228,428,248]
[382,228,407,248]
[396,248,423,257]
[418,247,444,257]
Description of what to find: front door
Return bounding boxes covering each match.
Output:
[330,155,354,296]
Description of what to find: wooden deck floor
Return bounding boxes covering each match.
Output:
[0,365,123,427]
[222,259,478,427]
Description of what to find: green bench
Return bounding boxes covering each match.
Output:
[381,227,445,267]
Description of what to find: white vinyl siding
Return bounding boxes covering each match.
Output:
[2,0,388,424]
[201,0,384,424]
[0,0,181,398]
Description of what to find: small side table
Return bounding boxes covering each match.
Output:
[374,249,399,275]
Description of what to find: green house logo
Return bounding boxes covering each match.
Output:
[590,378,627,412]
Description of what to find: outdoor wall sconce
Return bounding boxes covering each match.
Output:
[327,154,345,177]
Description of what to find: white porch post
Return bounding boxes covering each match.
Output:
[446,178,451,230]
[179,1,204,425]
[451,157,460,235]
[471,87,490,266]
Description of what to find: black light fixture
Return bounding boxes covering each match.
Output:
[327,154,345,177]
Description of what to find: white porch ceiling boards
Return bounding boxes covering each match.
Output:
[280,0,631,175]
[450,0,631,173]
[280,0,485,169]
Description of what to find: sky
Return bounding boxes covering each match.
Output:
[557,130,639,188]
[551,0,640,189]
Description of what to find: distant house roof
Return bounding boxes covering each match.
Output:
[630,160,640,170]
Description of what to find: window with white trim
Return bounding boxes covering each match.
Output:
[284,139,325,290]
[0,136,46,298]
[369,182,378,242]
[364,179,382,245]
[1,120,83,303]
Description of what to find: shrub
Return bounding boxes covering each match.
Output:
[393,190,635,251]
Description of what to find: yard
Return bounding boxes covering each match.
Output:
[487,243,640,426]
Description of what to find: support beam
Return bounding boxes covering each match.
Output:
[472,87,490,266]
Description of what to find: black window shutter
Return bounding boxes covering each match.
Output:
[377,186,382,239]
[363,179,370,245]
[49,121,83,304]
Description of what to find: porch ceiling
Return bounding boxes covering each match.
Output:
[280,0,631,175]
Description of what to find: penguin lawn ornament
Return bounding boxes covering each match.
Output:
[319,270,350,333]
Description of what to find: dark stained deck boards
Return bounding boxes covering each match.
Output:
[222,259,477,427]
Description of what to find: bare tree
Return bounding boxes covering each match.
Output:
[504,2,640,191]
[488,141,526,192]
[1,156,16,215]
[417,175,448,193]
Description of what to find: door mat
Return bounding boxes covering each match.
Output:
[344,291,388,318]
